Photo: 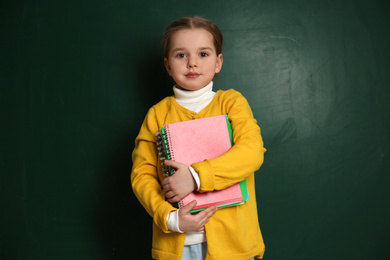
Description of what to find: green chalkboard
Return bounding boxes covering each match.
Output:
[1,1,389,259]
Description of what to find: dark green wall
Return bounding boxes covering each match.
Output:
[1,1,389,259]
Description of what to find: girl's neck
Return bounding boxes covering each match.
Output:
[173,81,214,103]
[173,81,216,113]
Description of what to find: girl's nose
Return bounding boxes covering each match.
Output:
[187,57,197,68]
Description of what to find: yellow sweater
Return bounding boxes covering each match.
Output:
[131,89,266,260]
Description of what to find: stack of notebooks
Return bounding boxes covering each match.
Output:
[156,115,249,213]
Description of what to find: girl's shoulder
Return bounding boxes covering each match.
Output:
[151,95,175,110]
[214,89,253,115]
[216,88,247,102]
[217,88,240,94]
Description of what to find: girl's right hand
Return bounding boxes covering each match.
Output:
[178,200,218,232]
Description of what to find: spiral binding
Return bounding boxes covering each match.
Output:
[155,127,175,177]
[156,126,179,209]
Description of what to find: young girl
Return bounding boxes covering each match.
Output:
[131,16,266,260]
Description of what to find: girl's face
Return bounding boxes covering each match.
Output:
[164,28,223,91]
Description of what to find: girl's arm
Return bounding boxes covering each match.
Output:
[132,108,218,232]
[131,108,176,232]
[192,90,266,192]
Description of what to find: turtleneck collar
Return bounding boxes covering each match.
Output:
[173,81,215,104]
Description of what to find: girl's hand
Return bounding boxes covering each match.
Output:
[178,200,218,232]
[162,160,196,202]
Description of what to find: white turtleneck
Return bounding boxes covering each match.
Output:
[173,81,216,113]
[167,81,216,245]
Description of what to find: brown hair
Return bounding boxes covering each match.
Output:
[163,16,223,58]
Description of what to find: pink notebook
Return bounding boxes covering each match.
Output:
[156,115,248,213]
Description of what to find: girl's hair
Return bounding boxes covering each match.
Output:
[163,16,223,58]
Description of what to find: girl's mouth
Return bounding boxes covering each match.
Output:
[186,72,200,78]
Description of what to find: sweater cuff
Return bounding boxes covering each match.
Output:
[154,197,177,232]
[189,166,200,190]
[192,160,214,192]
[166,210,184,233]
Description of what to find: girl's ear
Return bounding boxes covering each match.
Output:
[215,54,223,74]
[164,58,172,76]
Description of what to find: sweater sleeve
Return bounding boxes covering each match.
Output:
[131,107,176,232]
[192,90,266,192]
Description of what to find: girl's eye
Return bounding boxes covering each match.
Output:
[176,53,186,58]
[199,52,209,57]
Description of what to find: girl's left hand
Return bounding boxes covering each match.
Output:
[162,160,196,202]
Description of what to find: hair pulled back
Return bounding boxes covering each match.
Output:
[163,16,223,58]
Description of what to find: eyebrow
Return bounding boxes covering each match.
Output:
[171,48,185,53]
[171,47,214,53]
[199,47,214,51]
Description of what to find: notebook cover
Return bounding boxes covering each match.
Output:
[165,115,232,167]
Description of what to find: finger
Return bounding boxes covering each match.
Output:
[165,190,174,199]
[167,196,180,203]
[164,160,183,169]
[161,177,170,186]
[193,207,217,232]
[181,200,197,213]
[198,206,217,216]
[196,217,212,231]
[162,183,170,192]
[165,190,179,201]
[198,206,218,222]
